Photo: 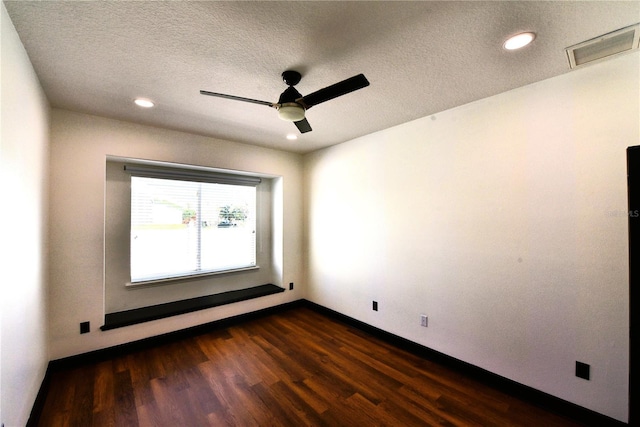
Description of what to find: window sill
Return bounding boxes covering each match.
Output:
[101,283,284,331]
[127,266,260,287]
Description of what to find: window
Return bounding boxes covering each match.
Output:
[126,164,261,284]
[103,158,283,328]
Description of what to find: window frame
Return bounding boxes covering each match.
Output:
[124,163,263,286]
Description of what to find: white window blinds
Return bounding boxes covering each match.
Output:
[126,165,259,283]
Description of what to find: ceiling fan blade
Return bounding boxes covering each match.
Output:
[299,74,369,109]
[294,118,312,133]
[200,90,275,108]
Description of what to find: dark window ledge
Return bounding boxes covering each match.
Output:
[101,284,284,331]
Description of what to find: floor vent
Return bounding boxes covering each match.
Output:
[565,23,639,69]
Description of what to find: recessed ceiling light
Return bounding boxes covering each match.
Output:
[134,98,155,108]
[504,32,536,50]
[286,134,298,141]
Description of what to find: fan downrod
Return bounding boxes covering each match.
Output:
[282,70,302,87]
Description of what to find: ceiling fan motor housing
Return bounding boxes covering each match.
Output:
[278,86,303,104]
[277,85,306,121]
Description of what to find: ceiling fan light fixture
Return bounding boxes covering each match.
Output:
[503,32,536,50]
[278,103,305,122]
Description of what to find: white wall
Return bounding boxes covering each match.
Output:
[48,109,304,360]
[0,4,50,426]
[304,52,639,423]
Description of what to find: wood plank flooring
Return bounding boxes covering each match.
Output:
[37,307,587,426]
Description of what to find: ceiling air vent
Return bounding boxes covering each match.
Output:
[565,23,640,69]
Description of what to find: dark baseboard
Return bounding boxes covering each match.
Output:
[28,299,304,426]
[301,300,627,427]
[51,299,303,371]
[26,366,52,427]
[30,298,627,426]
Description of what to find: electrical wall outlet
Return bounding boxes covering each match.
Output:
[420,315,428,327]
[289,282,294,290]
[575,361,590,380]
[372,301,378,311]
[80,321,90,334]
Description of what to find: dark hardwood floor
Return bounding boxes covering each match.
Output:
[37,306,587,426]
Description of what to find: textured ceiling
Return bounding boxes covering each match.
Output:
[4,1,639,153]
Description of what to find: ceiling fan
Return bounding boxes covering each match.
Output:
[200,70,369,134]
